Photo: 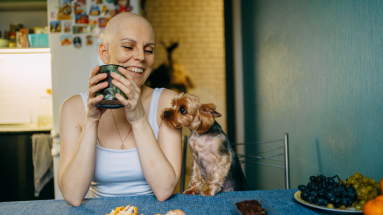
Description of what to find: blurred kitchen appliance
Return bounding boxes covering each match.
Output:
[47,0,140,200]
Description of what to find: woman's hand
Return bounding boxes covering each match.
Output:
[86,65,108,122]
[111,67,146,123]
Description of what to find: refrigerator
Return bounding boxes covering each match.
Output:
[47,0,140,199]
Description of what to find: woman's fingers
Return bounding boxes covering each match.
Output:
[118,67,140,91]
[111,72,137,101]
[88,73,107,100]
[89,73,107,89]
[112,79,136,103]
[89,81,108,96]
[109,67,142,110]
[116,93,132,107]
[88,66,100,86]
[88,94,104,106]
[111,73,132,89]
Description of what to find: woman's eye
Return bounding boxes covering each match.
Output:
[145,50,153,53]
[123,46,132,50]
[179,107,187,115]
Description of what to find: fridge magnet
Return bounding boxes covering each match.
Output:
[73,36,82,48]
[50,21,62,33]
[75,14,89,24]
[86,35,93,46]
[109,0,132,17]
[101,5,109,16]
[60,35,72,46]
[98,17,111,28]
[89,19,98,30]
[115,0,133,13]
[63,21,71,32]
[89,4,101,16]
[106,0,113,3]
[74,2,86,15]
[57,4,72,20]
[73,26,83,34]
[76,0,86,3]
[96,0,103,4]
[73,25,90,34]
[61,0,73,5]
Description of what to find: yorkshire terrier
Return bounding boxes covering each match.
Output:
[161,93,249,196]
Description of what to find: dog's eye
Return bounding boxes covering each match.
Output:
[179,107,187,115]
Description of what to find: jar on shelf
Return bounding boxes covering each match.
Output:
[37,89,53,128]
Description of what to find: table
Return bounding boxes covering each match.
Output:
[0,189,334,214]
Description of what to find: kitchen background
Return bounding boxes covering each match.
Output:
[0,0,230,202]
[1,0,382,205]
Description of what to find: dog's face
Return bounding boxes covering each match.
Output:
[161,93,222,133]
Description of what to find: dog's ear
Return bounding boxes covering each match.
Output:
[200,103,222,118]
[196,113,215,133]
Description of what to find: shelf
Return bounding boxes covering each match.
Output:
[0,47,50,54]
[0,2,47,12]
[0,123,52,133]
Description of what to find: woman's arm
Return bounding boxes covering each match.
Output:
[57,96,97,206]
[133,90,182,201]
[58,66,107,206]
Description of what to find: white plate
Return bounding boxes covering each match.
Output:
[294,191,363,214]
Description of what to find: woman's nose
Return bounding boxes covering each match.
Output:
[133,49,145,62]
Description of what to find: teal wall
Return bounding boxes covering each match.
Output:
[241,0,383,190]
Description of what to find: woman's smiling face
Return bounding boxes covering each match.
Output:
[99,13,156,87]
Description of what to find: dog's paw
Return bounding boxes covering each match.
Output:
[200,189,217,196]
[183,188,200,195]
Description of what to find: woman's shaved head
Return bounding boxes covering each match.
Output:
[103,12,155,45]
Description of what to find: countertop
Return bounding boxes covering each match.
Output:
[0,124,52,133]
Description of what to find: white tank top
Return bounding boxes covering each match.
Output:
[79,88,164,198]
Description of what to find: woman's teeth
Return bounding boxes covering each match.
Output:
[128,67,143,74]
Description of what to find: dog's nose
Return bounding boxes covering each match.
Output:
[164,111,170,118]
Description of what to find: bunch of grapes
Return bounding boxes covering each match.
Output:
[345,172,382,211]
[298,175,357,209]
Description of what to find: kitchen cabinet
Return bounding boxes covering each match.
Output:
[0,128,54,202]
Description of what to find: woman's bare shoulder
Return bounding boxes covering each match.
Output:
[159,89,178,107]
[60,95,86,126]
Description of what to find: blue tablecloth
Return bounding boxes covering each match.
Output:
[0,189,335,214]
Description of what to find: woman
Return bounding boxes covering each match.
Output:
[58,13,182,206]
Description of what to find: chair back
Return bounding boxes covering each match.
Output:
[180,136,188,193]
[232,133,290,189]
[179,134,290,192]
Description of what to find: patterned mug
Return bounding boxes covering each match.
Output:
[95,64,127,109]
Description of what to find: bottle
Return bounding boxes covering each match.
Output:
[37,89,53,128]
[16,31,20,47]
[9,32,16,47]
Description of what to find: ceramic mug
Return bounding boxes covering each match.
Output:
[95,64,127,109]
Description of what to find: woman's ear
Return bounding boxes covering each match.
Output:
[98,43,109,64]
